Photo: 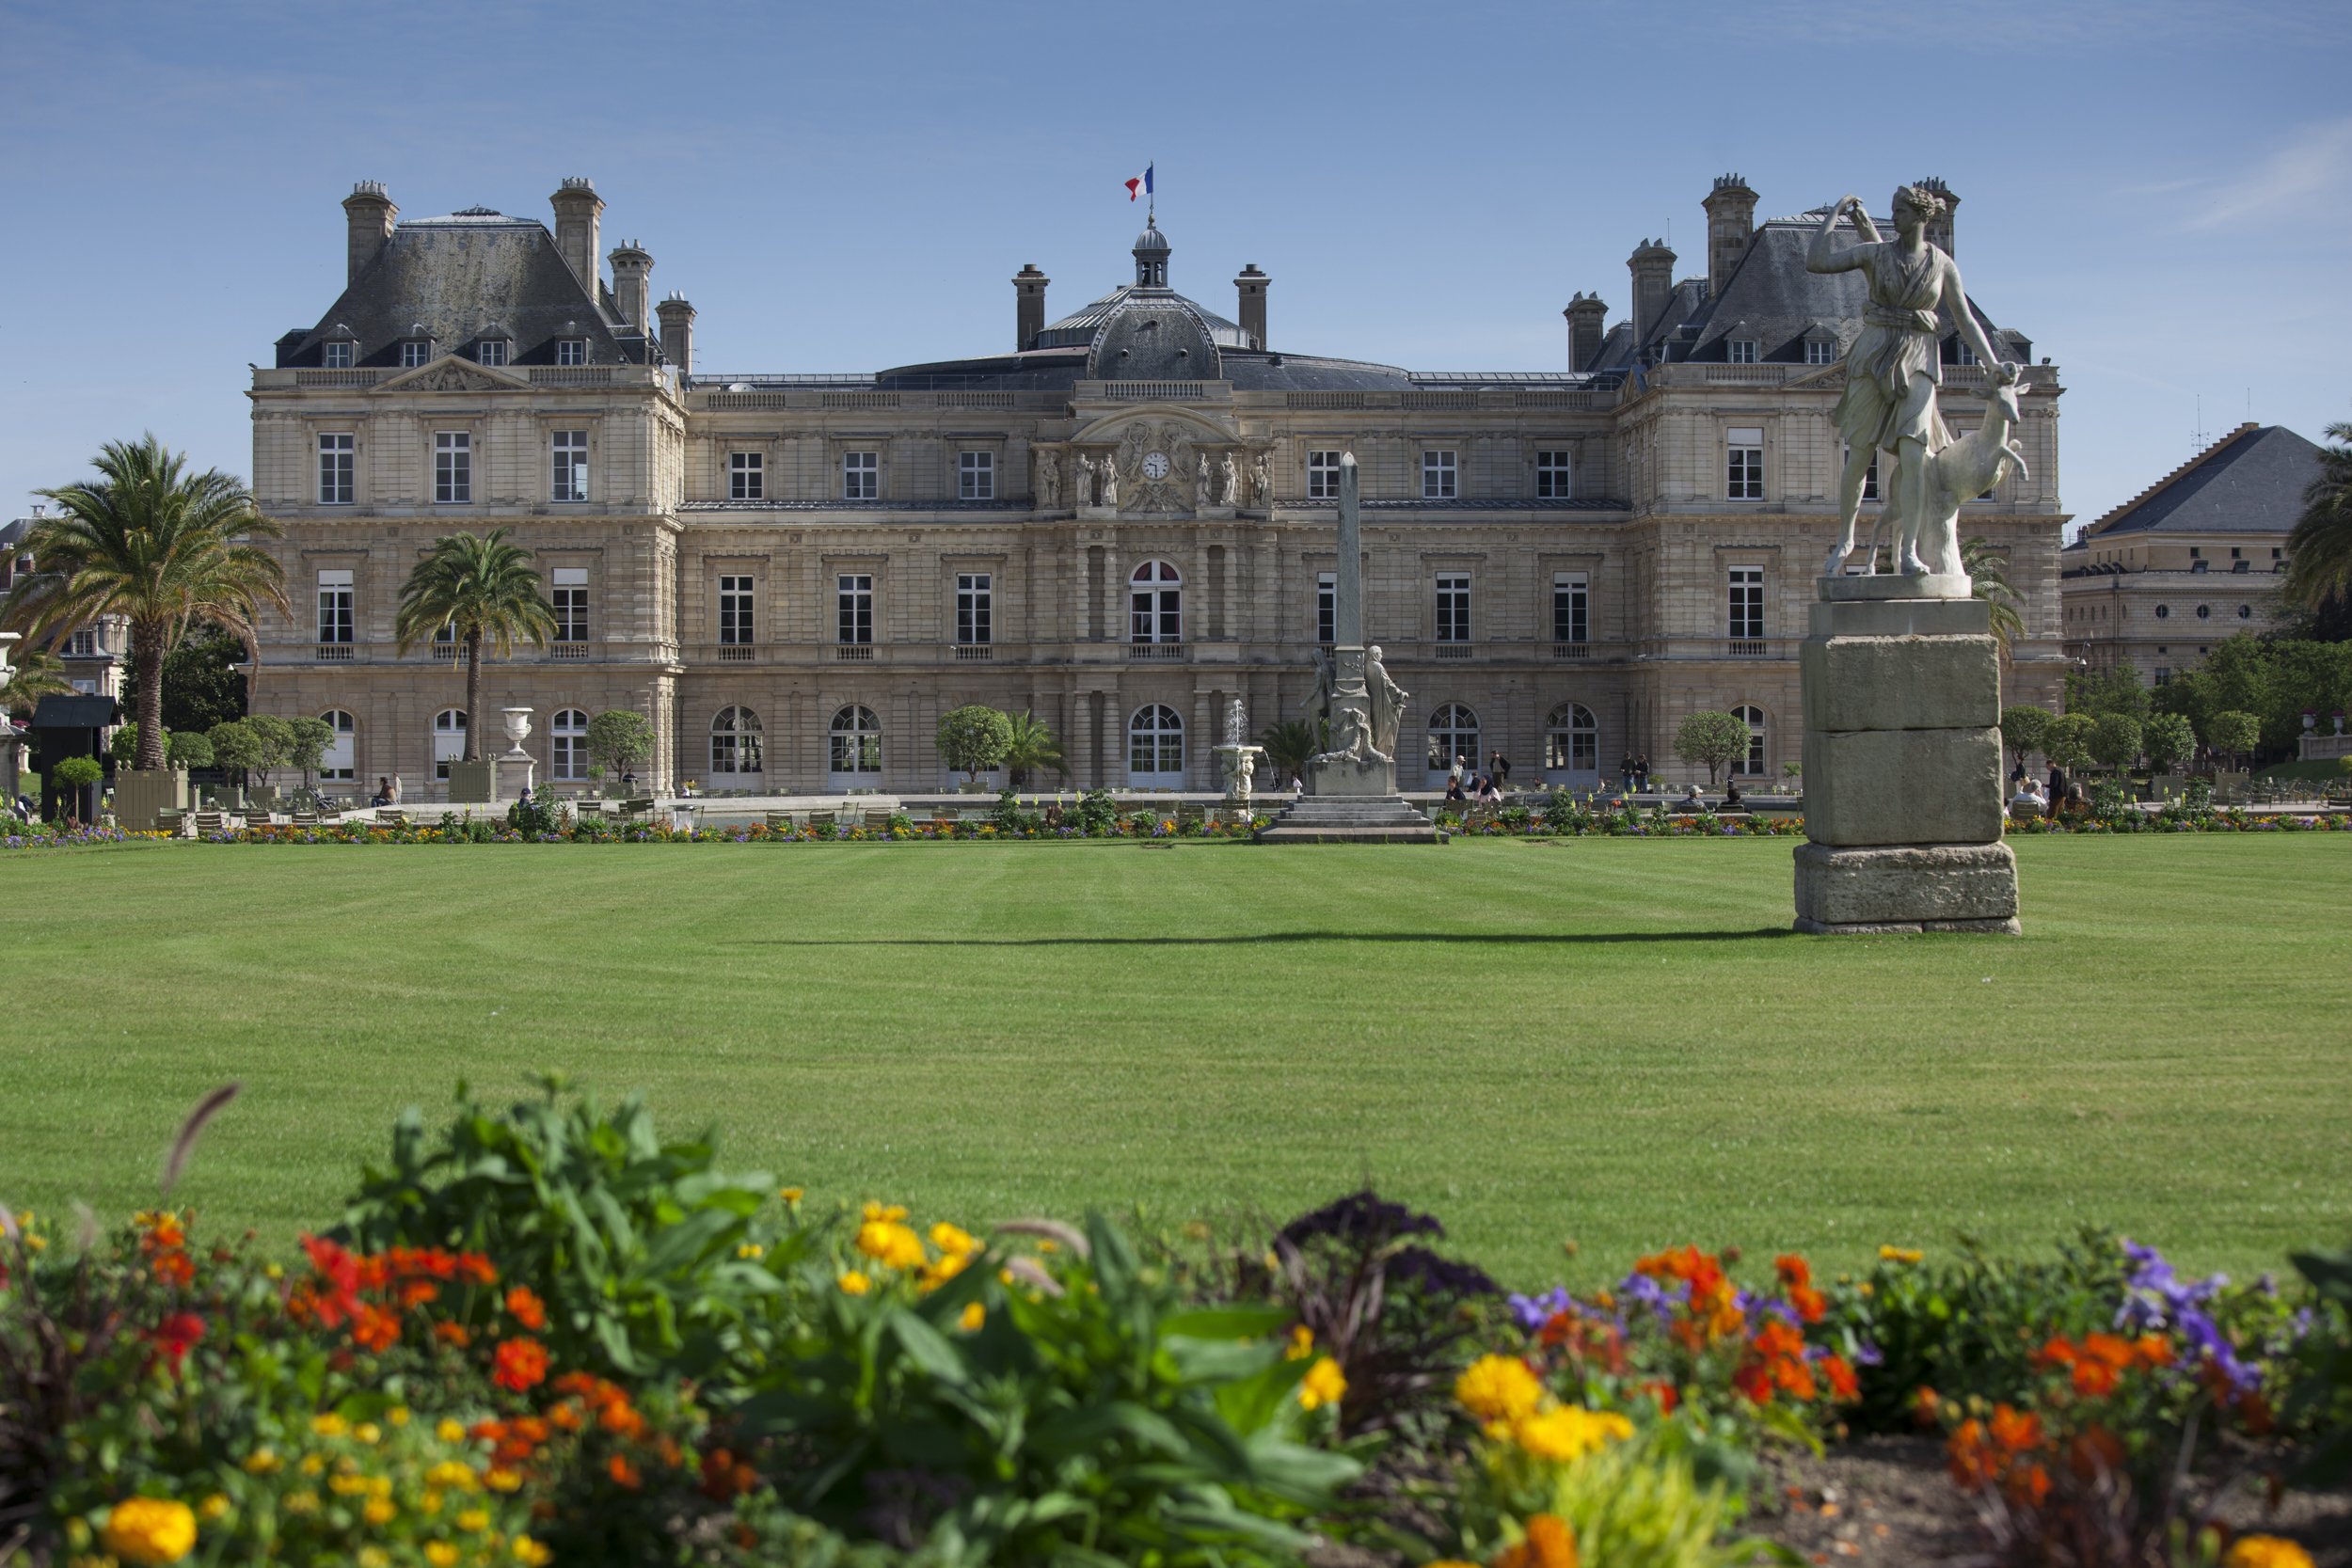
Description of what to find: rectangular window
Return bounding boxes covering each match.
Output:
[549,430,589,503]
[958,451,994,500]
[1535,450,1572,499]
[2154,668,2171,686]
[323,341,354,369]
[1435,573,1471,642]
[1728,566,1765,640]
[1316,571,1336,645]
[67,629,98,657]
[1954,341,1979,366]
[956,573,992,644]
[551,567,588,643]
[476,340,507,368]
[317,433,354,504]
[1863,454,1880,501]
[1422,449,1457,499]
[717,576,755,644]
[1308,450,1342,500]
[1727,339,1756,364]
[843,451,878,500]
[316,569,354,644]
[555,339,586,366]
[401,341,429,369]
[1726,426,1764,501]
[729,451,764,500]
[1804,339,1836,365]
[434,432,470,504]
[837,574,873,644]
[1552,573,1588,644]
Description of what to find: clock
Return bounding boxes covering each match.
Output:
[1141,451,1170,481]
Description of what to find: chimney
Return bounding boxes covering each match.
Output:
[608,241,652,329]
[1702,174,1756,297]
[342,182,396,283]
[1564,292,1609,372]
[549,177,605,292]
[1628,239,1677,348]
[656,293,695,375]
[1011,263,1049,350]
[1233,263,1270,349]
[1916,177,1960,255]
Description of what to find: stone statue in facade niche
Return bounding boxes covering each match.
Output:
[1099,457,1120,509]
[1037,451,1059,508]
[1219,452,1239,507]
[1196,452,1213,510]
[1249,452,1271,506]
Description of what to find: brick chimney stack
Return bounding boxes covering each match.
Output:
[1564,293,1609,372]
[342,182,396,283]
[1628,239,1677,349]
[608,241,652,329]
[1012,263,1048,350]
[1916,177,1960,255]
[1233,263,1269,349]
[657,293,695,375]
[548,177,605,293]
[1702,174,1756,297]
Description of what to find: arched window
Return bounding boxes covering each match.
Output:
[1544,703,1597,778]
[829,705,881,779]
[1426,704,1480,781]
[433,708,467,780]
[1127,705,1185,784]
[1732,705,1767,777]
[550,708,588,782]
[320,710,357,781]
[1129,560,1182,643]
[711,705,764,775]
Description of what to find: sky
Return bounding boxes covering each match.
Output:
[2,0,2347,532]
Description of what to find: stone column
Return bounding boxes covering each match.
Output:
[1794,579,2019,934]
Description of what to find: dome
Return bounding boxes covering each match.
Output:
[1133,223,1170,255]
[1088,298,1221,381]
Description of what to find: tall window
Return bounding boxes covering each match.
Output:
[1863,454,1880,501]
[958,451,994,500]
[1426,705,1480,776]
[1727,567,1765,640]
[710,706,764,775]
[843,451,878,500]
[718,576,755,644]
[1129,561,1182,642]
[434,432,471,504]
[1422,449,1457,499]
[66,629,98,657]
[956,573,991,644]
[1435,573,1471,643]
[476,340,508,367]
[1726,426,1763,500]
[829,705,881,777]
[1127,705,1184,782]
[836,574,873,644]
[1308,450,1342,499]
[1733,705,1766,776]
[1727,339,1757,364]
[1545,704,1597,775]
[730,451,763,500]
[555,339,587,366]
[316,569,354,645]
[1535,451,1572,499]
[1316,571,1336,645]
[400,341,429,369]
[550,709,588,781]
[551,567,588,643]
[550,430,589,503]
[320,710,356,781]
[433,708,467,781]
[318,434,354,504]
[323,341,354,369]
[1551,573,1588,644]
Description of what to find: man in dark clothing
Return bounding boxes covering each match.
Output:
[1619,752,1635,792]
[1490,751,1511,788]
[2047,765,2068,803]
[1635,753,1651,791]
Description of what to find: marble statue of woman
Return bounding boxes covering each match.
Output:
[1250,452,1271,505]
[1219,452,1239,506]
[1364,644,1406,760]
[1099,457,1120,508]
[1038,451,1059,507]
[1808,184,2014,577]
[1196,452,1213,509]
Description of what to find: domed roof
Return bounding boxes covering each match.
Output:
[1133,222,1171,255]
[1034,286,1250,353]
[1089,298,1221,381]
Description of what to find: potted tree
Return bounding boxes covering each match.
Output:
[393,529,556,804]
[1672,709,1752,792]
[937,705,1013,791]
[206,719,264,809]
[586,709,656,804]
[2142,712,2195,799]
[2206,710,2260,801]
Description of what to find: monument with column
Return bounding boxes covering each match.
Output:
[1256,453,1441,844]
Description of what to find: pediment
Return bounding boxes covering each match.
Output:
[1066,404,1238,448]
[376,354,531,393]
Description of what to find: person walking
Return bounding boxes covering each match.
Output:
[1635,752,1651,792]
[2047,762,2068,804]
[1490,750,1511,789]
[1449,752,1467,793]
[1619,752,1635,792]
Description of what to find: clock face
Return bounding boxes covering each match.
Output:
[1141,451,1169,480]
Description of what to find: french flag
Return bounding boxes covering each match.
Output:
[1124,164,1153,202]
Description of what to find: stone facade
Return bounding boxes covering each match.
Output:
[246,176,2069,798]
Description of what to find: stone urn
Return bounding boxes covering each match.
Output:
[501,706,535,759]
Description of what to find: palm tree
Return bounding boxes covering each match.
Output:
[0,643,72,717]
[2282,421,2352,616]
[1,436,286,771]
[1000,710,1066,788]
[393,530,556,762]
[1258,719,1322,782]
[1963,536,2025,666]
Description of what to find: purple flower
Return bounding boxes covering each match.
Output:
[1508,1286,1575,1332]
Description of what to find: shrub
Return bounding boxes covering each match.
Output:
[1540,789,1588,832]
[2141,711,2195,774]
[1455,1418,1778,1568]
[166,729,215,769]
[2208,709,2262,770]
[208,718,267,784]
[50,755,103,789]
[2043,712,2098,773]
[505,792,564,836]
[1999,705,2052,768]
[2089,714,2143,774]
[108,721,155,768]
[935,705,1012,784]
[1074,789,1120,834]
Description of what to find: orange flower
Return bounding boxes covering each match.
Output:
[152,1250,196,1288]
[505,1287,547,1331]
[2132,1334,2173,1368]
[1988,1403,2043,1454]
[454,1254,498,1286]
[350,1302,402,1353]
[1733,1362,1775,1404]
[1774,1254,1812,1290]
[2008,1461,2052,1508]
[598,1401,646,1441]
[607,1453,642,1490]
[1788,1285,1827,1323]
[2034,1337,2078,1369]
[435,1322,472,1348]
[2079,1334,2136,1370]
[700,1449,758,1500]
[2068,1424,2124,1481]
[1948,1419,1996,1491]
[548,1400,583,1432]
[492,1337,549,1392]
[1771,1355,1819,1402]
[1494,1513,1580,1568]
[1912,1386,1942,1427]
[2072,1358,2121,1398]
[1643,1379,1679,1415]
[1821,1354,1859,1402]
[398,1279,440,1308]
[1753,1320,1805,1361]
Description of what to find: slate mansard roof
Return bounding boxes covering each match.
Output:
[2071,425,2324,546]
[275,209,649,370]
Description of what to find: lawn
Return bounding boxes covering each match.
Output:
[3,835,2347,1289]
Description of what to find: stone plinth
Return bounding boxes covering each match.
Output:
[1254,794,1444,844]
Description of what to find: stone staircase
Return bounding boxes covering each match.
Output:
[1253,794,1444,844]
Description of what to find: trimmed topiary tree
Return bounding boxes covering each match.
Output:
[586,709,656,790]
[2089,713,2143,775]
[1673,710,1751,789]
[2206,709,2261,772]
[2043,712,2097,774]
[2141,712,2195,776]
[936,705,1014,785]
[207,719,266,790]
[166,730,215,770]
[1998,705,2052,771]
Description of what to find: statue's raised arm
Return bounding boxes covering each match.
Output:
[1806,196,1880,275]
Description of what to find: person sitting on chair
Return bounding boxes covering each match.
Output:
[1724,780,1745,809]
[371,777,394,807]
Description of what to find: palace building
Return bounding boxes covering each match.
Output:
[246,174,2068,795]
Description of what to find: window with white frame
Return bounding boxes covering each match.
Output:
[710,705,764,774]
[1728,566,1765,640]
[323,341,354,369]
[551,567,588,643]
[1316,571,1336,644]
[1733,705,1767,775]
[549,430,589,503]
[1726,427,1764,500]
[1953,340,1979,367]
[1127,705,1184,782]
[1727,339,1757,364]
[476,339,508,367]
[1804,338,1837,365]
[1129,561,1182,642]
[320,710,357,781]
[66,628,98,657]
[1535,450,1572,499]
[317,434,354,504]
[836,574,873,644]
[434,432,471,503]
[955,573,991,644]
[1422,449,1457,499]
[1551,572,1588,644]
[843,451,878,500]
[1863,454,1880,502]
[316,569,354,644]
[717,575,755,644]
[1435,572,1471,642]
[433,708,467,780]
[1545,703,1597,775]
[401,341,429,369]
[555,339,587,366]
[1308,450,1342,499]
[958,451,994,500]
[829,705,881,776]
[1426,704,1480,777]
[550,708,588,781]
[729,451,763,500]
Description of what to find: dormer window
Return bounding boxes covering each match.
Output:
[476,340,508,368]
[1804,338,1837,365]
[323,341,354,369]
[556,339,587,366]
[400,341,430,369]
[1727,339,1756,364]
[1952,340,1979,367]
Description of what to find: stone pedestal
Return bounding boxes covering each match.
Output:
[496,756,536,800]
[1794,581,2019,934]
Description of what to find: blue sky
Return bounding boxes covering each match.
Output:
[2,0,2345,530]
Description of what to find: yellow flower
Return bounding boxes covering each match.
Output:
[1298,1356,1348,1412]
[285,1492,319,1514]
[387,1406,411,1427]
[457,1509,491,1533]
[298,1455,325,1477]
[862,1201,909,1224]
[930,1222,979,1257]
[484,1467,524,1493]
[2225,1540,2316,1568]
[355,1421,382,1445]
[856,1219,927,1271]
[426,1545,461,1568]
[1879,1245,1925,1265]
[310,1413,348,1438]
[101,1497,199,1565]
[24,1234,44,1254]
[838,1270,872,1296]
[1512,1405,1633,1464]
[1454,1355,1544,1424]
[368,1475,392,1499]
[358,1549,389,1568]
[241,1449,280,1475]
[422,1489,444,1515]
[363,1497,397,1525]
[737,1243,765,1260]
[959,1301,986,1332]
[329,1474,371,1496]
[780,1186,804,1203]
[1285,1325,1315,1361]
[437,1418,468,1444]
[426,1462,479,1491]
[196,1494,230,1523]
[512,1536,553,1566]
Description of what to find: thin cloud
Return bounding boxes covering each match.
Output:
[2186,118,2352,229]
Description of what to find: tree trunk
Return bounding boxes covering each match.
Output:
[133,620,167,770]
[463,632,483,762]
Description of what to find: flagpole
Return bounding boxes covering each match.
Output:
[1148,159,1154,224]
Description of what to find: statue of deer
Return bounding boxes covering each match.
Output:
[1867,365,2030,579]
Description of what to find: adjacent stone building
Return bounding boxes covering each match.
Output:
[1,511,128,703]
[247,174,2068,796]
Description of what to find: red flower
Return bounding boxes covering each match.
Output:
[493,1336,549,1392]
[454,1253,498,1286]
[2071,1358,2121,1398]
[298,1235,361,1326]
[1733,1362,1775,1404]
[151,1312,206,1371]
[504,1286,547,1331]
[607,1453,642,1490]
[151,1251,195,1288]
[1773,1254,1812,1290]
[434,1322,472,1348]
[350,1302,401,1353]
[1821,1354,1859,1402]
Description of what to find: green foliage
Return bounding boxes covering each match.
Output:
[1964,537,2025,660]
[1672,711,1751,788]
[50,754,102,789]
[1256,720,1320,782]
[1460,1421,1789,1568]
[118,620,248,735]
[2285,1240,2352,1484]
[999,710,1066,788]
[2206,708,2262,768]
[1999,705,2053,765]
[506,792,565,835]
[2282,420,2352,616]
[2065,666,2153,723]
[2089,713,2143,772]
[2042,711,2097,772]
[0,643,73,715]
[935,705,1013,783]
[207,718,267,779]
[393,530,557,764]
[283,715,335,784]
[108,721,151,768]
[2157,635,2352,756]
[1541,789,1591,832]
[2139,711,2196,774]
[585,709,655,781]
[1074,789,1120,834]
